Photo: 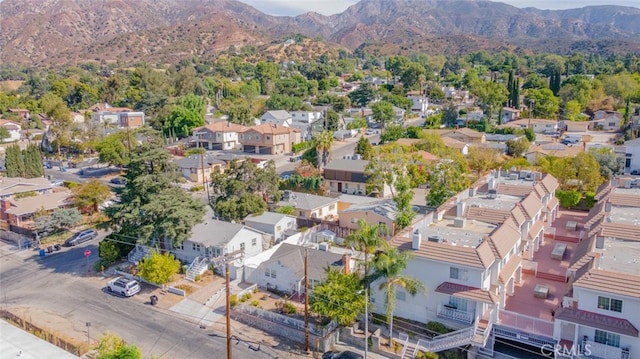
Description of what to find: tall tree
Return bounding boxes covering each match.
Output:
[96,131,132,167]
[368,248,425,345]
[23,144,44,178]
[5,144,25,178]
[348,83,377,107]
[343,220,389,285]
[41,92,71,156]
[106,129,205,247]
[314,131,334,170]
[355,136,373,160]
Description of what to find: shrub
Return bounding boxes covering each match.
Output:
[229,294,238,307]
[556,189,582,209]
[94,259,111,272]
[392,340,402,353]
[282,301,297,315]
[194,274,202,282]
[253,286,259,294]
[250,300,260,307]
[190,185,204,192]
[426,321,452,335]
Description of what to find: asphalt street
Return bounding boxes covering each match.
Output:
[0,235,285,359]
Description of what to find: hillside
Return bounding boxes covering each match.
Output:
[1,0,640,66]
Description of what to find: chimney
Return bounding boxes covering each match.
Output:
[412,229,422,250]
[488,177,496,190]
[457,201,466,217]
[342,254,351,274]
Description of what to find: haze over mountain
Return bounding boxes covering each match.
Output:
[1,0,640,67]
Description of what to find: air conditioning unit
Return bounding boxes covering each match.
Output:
[487,189,497,199]
[453,217,466,228]
[509,173,518,180]
[318,242,330,251]
[427,235,443,243]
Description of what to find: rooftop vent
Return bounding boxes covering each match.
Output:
[487,189,497,199]
[509,173,518,180]
[427,235,444,243]
[453,217,466,228]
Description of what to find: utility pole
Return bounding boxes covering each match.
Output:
[226,260,232,359]
[304,248,310,352]
[210,250,243,359]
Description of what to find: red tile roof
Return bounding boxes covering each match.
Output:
[574,269,640,298]
[555,307,639,337]
[435,281,498,304]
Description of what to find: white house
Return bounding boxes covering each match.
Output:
[553,181,640,359]
[0,119,22,142]
[371,171,560,354]
[169,208,269,279]
[277,191,339,220]
[407,95,429,114]
[260,110,292,127]
[498,118,558,134]
[290,111,322,124]
[244,212,297,243]
[250,243,346,296]
[501,108,520,124]
[590,110,623,131]
[623,137,640,174]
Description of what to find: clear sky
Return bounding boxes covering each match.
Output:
[238,0,640,16]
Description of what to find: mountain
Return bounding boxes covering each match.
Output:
[2,0,640,67]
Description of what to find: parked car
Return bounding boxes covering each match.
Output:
[289,155,302,162]
[110,177,126,185]
[64,229,98,246]
[322,351,363,359]
[106,277,141,297]
[50,179,64,187]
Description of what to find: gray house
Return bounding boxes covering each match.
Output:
[244,212,298,243]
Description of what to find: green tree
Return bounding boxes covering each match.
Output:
[5,144,25,177]
[315,131,334,170]
[98,238,121,264]
[348,83,377,107]
[164,106,204,139]
[325,109,339,131]
[506,137,530,157]
[441,104,459,128]
[179,94,206,117]
[309,268,365,327]
[347,117,368,130]
[265,94,304,111]
[227,103,253,126]
[372,101,395,129]
[368,248,425,345]
[467,147,501,176]
[589,147,622,180]
[138,250,181,285]
[525,88,560,119]
[379,125,405,144]
[41,92,71,156]
[50,208,82,230]
[469,79,508,120]
[73,179,112,214]
[426,160,470,207]
[355,136,373,160]
[95,332,142,359]
[522,74,548,90]
[275,205,295,215]
[0,127,10,142]
[255,61,278,95]
[106,129,205,247]
[564,100,583,121]
[96,131,132,167]
[382,94,413,112]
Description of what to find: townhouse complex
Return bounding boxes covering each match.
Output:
[369,170,638,359]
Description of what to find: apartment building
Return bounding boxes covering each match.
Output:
[323,158,393,198]
[373,170,561,355]
[553,179,640,359]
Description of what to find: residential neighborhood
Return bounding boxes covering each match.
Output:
[1,3,640,358]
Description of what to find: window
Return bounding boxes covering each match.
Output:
[608,122,616,127]
[450,267,468,281]
[178,243,184,251]
[266,136,271,140]
[270,269,276,278]
[598,296,623,312]
[252,238,257,246]
[276,225,282,232]
[447,297,468,311]
[396,291,406,301]
[351,218,358,223]
[299,211,304,217]
[192,243,201,252]
[594,330,620,347]
[240,243,245,251]
[329,204,336,211]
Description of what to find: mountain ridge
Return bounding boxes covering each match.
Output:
[2,0,640,66]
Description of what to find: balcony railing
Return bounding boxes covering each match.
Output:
[437,304,474,325]
[583,340,630,359]
[498,310,554,338]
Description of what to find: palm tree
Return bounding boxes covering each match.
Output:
[369,248,426,347]
[343,219,389,278]
[314,130,334,170]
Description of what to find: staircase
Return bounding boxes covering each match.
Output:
[186,256,209,281]
[412,327,475,355]
[127,245,150,264]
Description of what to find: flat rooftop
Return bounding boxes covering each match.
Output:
[598,238,640,275]
[465,193,521,211]
[420,219,496,248]
[611,187,640,196]
[0,320,79,359]
[608,206,640,226]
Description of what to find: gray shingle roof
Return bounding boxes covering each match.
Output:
[190,207,248,246]
[266,243,343,280]
[175,155,225,169]
[324,159,369,172]
[279,192,337,211]
[262,110,291,121]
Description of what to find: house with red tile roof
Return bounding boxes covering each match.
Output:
[239,123,301,155]
[191,122,248,150]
